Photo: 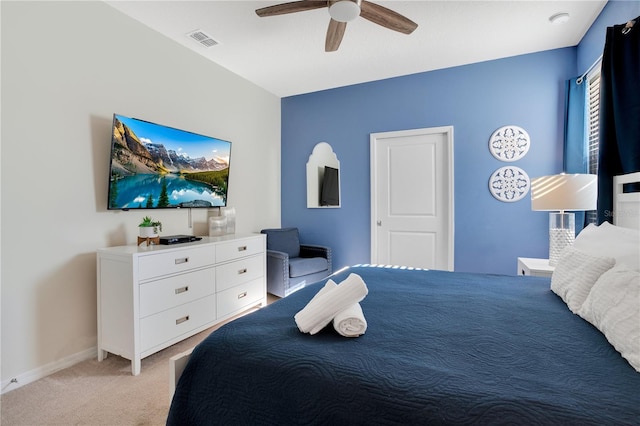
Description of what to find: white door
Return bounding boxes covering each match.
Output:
[370,127,454,270]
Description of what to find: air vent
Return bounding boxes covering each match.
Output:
[186,29,219,48]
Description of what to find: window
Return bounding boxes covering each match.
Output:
[585,65,601,224]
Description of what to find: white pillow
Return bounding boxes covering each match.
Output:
[550,247,615,313]
[578,265,640,373]
[573,222,640,271]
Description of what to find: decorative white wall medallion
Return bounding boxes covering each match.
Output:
[489,125,530,162]
[489,166,530,202]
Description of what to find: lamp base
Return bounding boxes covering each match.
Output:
[548,212,575,266]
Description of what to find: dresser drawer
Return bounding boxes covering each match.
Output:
[138,245,215,281]
[216,255,264,292]
[216,236,264,263]
[139,267,215,317]
[217,278,264,319]
[140,294,216,353]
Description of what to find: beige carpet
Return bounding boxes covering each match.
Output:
[0,302,274,426]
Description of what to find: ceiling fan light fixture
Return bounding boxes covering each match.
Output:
[329,0,361,23]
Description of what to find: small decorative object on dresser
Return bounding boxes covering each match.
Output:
[209,207,237,236]
[517,257,555,278]
[139,216,162,236]
[208,215,227,236]
[138,216,162,246]
[220,206,236,234]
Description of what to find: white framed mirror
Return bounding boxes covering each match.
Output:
[306,142,341,208]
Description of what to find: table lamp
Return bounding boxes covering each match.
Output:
[530,173,598,266]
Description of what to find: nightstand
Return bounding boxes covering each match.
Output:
[517,257,555,278]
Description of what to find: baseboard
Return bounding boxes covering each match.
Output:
[1,346,96,394]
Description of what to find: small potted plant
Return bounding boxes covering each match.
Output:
[139,216,162,238]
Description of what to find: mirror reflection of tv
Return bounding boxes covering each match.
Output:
[320,166,340,206]
[107,114,231,210]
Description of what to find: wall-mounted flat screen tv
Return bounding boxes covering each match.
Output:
[107,114,231,210]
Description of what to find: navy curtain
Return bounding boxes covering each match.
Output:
[597,16,640,223]
[563,77,588,231]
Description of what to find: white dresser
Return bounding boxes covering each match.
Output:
[97,234,266,375]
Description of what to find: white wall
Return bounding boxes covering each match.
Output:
[0,0,281,390]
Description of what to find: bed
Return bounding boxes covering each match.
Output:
[167,173,640,425]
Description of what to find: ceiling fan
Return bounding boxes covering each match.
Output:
[255,0,418,52]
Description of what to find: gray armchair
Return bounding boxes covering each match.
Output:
[260,227,332,298]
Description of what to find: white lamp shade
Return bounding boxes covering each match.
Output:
[531,174,597,211]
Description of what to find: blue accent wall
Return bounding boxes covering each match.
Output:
[281,1,639,276]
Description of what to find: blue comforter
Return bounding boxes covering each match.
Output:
[167,266,640,425]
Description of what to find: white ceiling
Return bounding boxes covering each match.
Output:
[106,1,607,97]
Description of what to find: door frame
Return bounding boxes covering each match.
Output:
[370,126,455,270]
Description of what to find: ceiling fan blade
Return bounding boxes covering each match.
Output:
[256,1,328,17]
[325,18,347,52]
[360,1,418,34]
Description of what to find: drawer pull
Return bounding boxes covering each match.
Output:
[237,291,247,299]
[237,246,247,252]
[175,286,189,294]
[238,268,248,275]
[176,315,190,325]
[175,257,189,265]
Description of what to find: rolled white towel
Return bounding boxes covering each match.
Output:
[333,303,367,337]
[293,279,336,335]
[307,279,337,304]
[294,273,368,334]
